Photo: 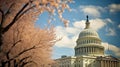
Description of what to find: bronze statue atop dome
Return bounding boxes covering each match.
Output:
[85,15,90,29]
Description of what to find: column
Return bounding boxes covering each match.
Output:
[85,47,86,53]
[84,47,85,54]
[116,61,118,67]
[101,60,103,67]
[75,49,76,55]
[91,47,93,53]
[81,48,82,54]
[106,60,108,67]
[114,61,116,67]
[111,61,114,67]
[103,60,104,67]
[101,48,102,54]
[98,48,100,54]
[80,47,82,54]
[84,47,86,54]
[88,47,89,53]
[89,47,90,53]
[87,47,88,53]
[90,47,92,53]
[96,47,98,53]
[113,61,115,67]
[86,47,87,53]
[109,61,111,67]
[104,60,107,67]
[95,47,96,53]
[82,47,83,54]
[95,47,97,53]
[92,47,94,53]
[91,47,92,53]
[108,60,109,67]
[83,47,84,54]
[79,48,81,54]
[90,47,91,53]
[86,47,88,53]
[76,48,78,55]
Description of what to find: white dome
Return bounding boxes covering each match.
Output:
[75,16,104,56]
[77,28,101,46]
[79,29,100,39]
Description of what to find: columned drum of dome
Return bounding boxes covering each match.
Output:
[75,16,104,56]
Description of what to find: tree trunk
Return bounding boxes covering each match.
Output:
[1,61,5,67]
[0,26,3,52]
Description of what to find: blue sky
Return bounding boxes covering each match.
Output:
[36,0,120,59]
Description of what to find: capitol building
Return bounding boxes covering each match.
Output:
[52,16,120,67]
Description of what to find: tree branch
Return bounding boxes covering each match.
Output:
[5,3,15,16]
[6,40,22,60]
[12,40,22,48]
[0,9,4,51]
[0,9,4,27]
[5,45,36,63]
[13,56,31,67]
[17,46,35,57]
[2,2,29,34]
[20,61,33,67]
[17,5,36,20]
[19,56,31,64]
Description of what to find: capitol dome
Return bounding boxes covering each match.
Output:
[79,29,100,39]
[75,16,104,56]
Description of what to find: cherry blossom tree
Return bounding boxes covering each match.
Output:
[0,0,73,67]
[1,20,56,67]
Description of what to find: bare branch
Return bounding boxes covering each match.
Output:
[17,5,36,20]
[17,46,35,57]
[13,56,31,67]
[0,9,4,27]
[12,40,21,47]
[2,2,29,34]
[5,3,15,16]
[6,40,22,60]
[20,61,33,67]
[19,56,31,64]
[5,45,36,63]
[0,9,4,49]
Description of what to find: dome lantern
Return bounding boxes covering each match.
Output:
[85,15,90,29]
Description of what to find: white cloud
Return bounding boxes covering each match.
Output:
[55,26,79,48]
[118,24,120,28]
[80,5,104,17]
[55,18,110,48]
[74,19,107,31]
[79,4,120,16]
[106,28,116,36]
[90,19,106,31]
[109,4,120,13]
[102,43,120,56]
[73,20,85,29]
[105,18,113,24]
